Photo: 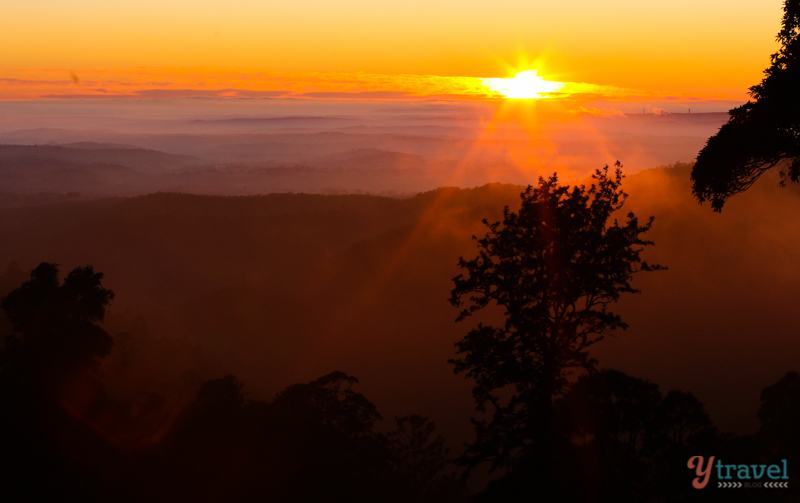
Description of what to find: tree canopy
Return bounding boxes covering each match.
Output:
[450,165,662,471]
[1,262,114,381]
[692,0,800,210]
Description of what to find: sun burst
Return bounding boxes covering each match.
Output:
[483,70,565,99]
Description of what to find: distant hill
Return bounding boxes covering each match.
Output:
[0,144,198,171]
[191,116,356,129]
[318,148,426,170]
[62,141,146,150]
[0,112,730,178]
[0,144,200,195]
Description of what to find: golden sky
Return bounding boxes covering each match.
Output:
[0,0,784,102]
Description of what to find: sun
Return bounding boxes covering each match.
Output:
[483,70,565,99]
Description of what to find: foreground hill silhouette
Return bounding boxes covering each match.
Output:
[0,263,463,501]
[1,164,800,447]
[1,259,797,500]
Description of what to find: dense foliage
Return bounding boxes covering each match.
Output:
[692,0,800,210]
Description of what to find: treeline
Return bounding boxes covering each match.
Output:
[0,264,797,501]
[0,263,462,502]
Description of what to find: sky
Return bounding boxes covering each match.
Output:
[0,0,785,106]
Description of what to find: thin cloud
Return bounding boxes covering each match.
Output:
[0,68,704,108]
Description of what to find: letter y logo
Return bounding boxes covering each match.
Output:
[687,455,716,489]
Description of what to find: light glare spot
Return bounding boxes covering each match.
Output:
[483,70,565,99]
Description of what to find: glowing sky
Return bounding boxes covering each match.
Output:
[0,0,784,103]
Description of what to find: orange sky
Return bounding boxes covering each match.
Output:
[0,0,784,102]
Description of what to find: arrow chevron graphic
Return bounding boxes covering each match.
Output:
[717,481,743,488]
[713,480,792,489]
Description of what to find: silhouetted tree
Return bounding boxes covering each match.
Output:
[265,371,407,501]
[652,390,715,451]
[385,415,461,501]
[0,263,26,345]
[0,263,117,501]
[753,371,800,502]
[477,369,718,501]
[0,262,463,501]
[271,371,381,438]
[156,371,462,502]
[555,370,715,502]
[692,0,800,210]
[2,262,114,382]
[758,371,800,452]
[557,369,660,500]
[561,369,661,452]
[450,165,662,474]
